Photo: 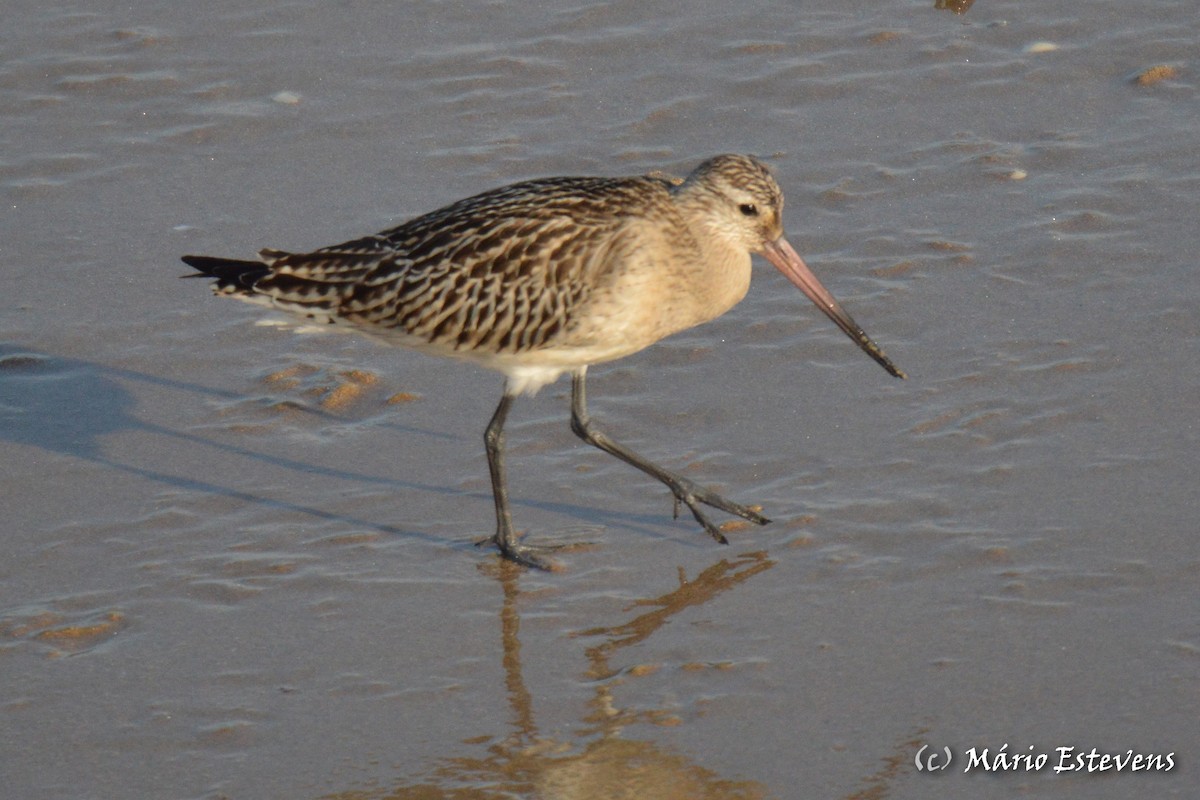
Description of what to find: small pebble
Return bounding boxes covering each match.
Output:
[1133,64,1178,86]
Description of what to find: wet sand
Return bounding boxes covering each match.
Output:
[2,1,1197,798]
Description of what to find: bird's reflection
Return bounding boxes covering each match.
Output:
[321,552,776,799]
[319,551,926,799]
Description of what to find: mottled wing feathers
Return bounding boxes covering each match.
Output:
[189,174,675,355]
[351,177,660,352]
[246,241,390,320]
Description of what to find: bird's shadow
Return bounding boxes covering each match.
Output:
[0,344,689,549]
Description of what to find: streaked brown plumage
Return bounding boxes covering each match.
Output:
[183,154,904,569]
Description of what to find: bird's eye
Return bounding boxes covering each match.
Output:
[738,203,758,217]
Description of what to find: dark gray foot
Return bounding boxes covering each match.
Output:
[666,475,771,544]
[476,532,573,571]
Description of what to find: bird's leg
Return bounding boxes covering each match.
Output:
[478,391,565,570]
[569,370,770,544]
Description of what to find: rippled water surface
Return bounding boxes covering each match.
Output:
[2,1,1197,798]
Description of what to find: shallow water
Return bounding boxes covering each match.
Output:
[2,1,1197,798]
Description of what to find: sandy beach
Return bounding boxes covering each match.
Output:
[2,2,1197,797]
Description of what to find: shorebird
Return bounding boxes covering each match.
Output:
[182,154,904,569]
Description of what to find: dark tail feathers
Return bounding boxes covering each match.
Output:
[180,255,270,292]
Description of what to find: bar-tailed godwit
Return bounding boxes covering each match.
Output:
[183,154,904,569]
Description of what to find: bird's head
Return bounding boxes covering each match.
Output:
[681,154,905,379]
